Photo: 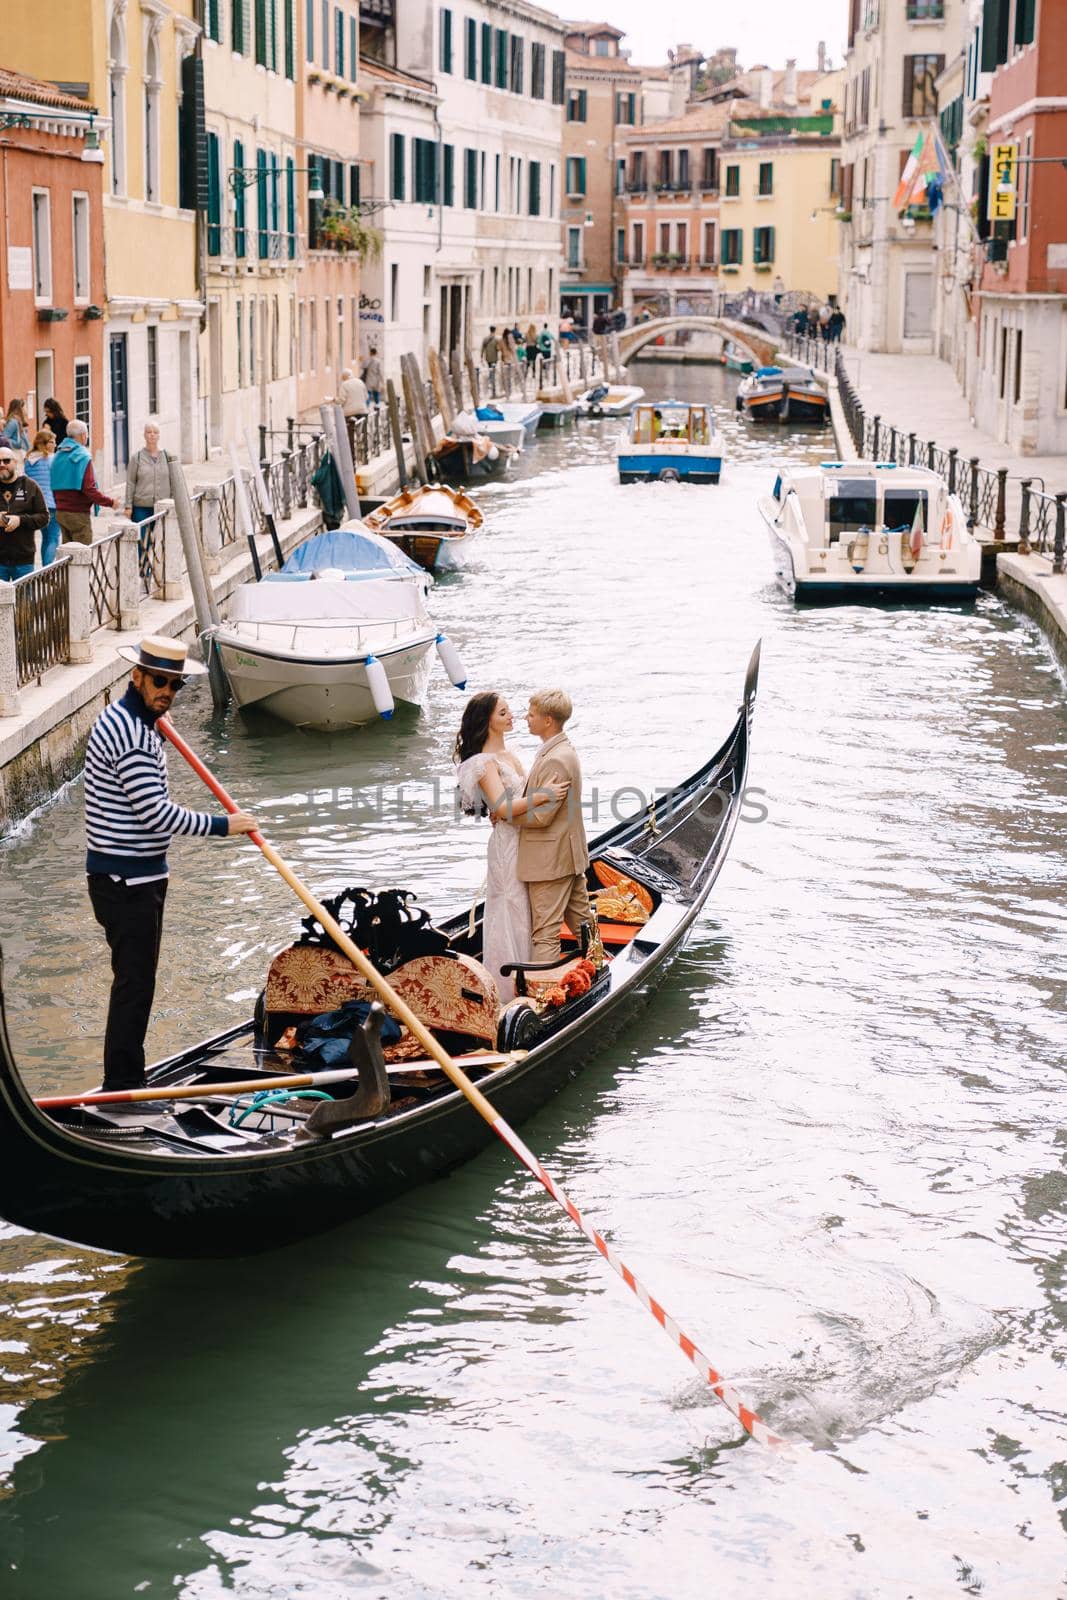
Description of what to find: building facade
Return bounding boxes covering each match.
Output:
[8,1,204,479]
[0,69,105,456]
[360,0,567,373]
[201,0,301,453]
[559,22,641,329]
[837,0,963,353]
[619,103,725,318]
[970,0,1066,453]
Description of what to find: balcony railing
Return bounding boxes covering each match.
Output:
[208,226,302,265]
[626,179,648,194]
[906,0,943,16]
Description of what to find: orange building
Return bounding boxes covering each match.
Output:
[0,68,105,447]
[619,102,726,316]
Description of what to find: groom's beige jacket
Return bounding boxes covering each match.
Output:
[515,732,589,884]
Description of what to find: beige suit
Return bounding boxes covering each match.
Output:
[516,732,592,963]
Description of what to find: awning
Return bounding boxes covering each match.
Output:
[561,284,614,294]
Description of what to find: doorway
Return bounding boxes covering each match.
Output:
[109,333,129,469]
[33,351,55,429]
[903,271,932,342]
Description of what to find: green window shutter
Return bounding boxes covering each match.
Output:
[286,156,295,258]
[528,160,540,215]
[234,0,248,51]
[206,0,220,42]
[443,143,454,206]
[256,148,269,257]
[768,226,775,262]
[578,157,586,193]
[349,163,360,205]
[551,49,565,105]
[391,132,405,200]
[440,8,453,73]
[206,131,221,254]
[350,16,357,77]
[254,0,267,65]
[335,6,344,74]
[510,34,524,93]
[981,0,1007,71]
[234,138,247,256]
[304,0,312,60]
[464,147,477,207]
[284,0,294,77]
[481,21,492,83]
[495,29,508,88]
[179,54,207,211]
[465,18,477,79]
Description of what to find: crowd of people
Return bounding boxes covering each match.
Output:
[794,302,846,343]
[479,323,557,370]
[0,392,126,579]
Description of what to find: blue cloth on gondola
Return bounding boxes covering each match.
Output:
[475,406,504,420]
[294,999,402,1067]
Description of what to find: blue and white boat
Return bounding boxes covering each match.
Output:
[616,400,723,484]
[213,527,466,731]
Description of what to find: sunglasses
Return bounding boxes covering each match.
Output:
[146,671,186,691]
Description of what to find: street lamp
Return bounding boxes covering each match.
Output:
[228,157,324,200]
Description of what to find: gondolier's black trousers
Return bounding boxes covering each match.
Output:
[87,875,168,1091]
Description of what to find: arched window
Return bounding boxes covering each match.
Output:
[144,30,162,203]
[108,11,127,196]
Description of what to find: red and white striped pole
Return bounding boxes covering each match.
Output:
[159,718,786,1450]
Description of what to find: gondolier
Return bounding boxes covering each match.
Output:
[85,636,256,1091]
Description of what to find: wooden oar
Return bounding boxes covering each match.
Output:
[35,1054,519,1112]
[156,716,786,1449]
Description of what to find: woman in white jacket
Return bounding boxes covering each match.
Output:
[124,421,170,576]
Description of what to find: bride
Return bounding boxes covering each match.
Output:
[454,691,567,999]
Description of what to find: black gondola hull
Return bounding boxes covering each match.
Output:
[0,649,758,1258]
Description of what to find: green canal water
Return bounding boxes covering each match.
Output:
[0,360,1064,1598]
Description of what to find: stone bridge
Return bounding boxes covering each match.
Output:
[618,317,779,370]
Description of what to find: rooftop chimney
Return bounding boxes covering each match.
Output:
[817,39,826,74]
[784,58,798,108]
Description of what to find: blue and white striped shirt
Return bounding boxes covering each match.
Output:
[85,685,226,879]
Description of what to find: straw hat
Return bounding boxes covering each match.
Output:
[116,634,207,676]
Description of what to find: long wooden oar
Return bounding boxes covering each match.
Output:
[158,716,786,1449]
[35,1054,519,1111]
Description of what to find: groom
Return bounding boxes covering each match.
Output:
[516,689,593,964]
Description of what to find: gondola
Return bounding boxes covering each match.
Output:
[361,483,482,575]
[0,646,759,1260]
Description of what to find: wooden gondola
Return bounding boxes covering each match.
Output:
[361,483,483,575]
[0,647,759,1260]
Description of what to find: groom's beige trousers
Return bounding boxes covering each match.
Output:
[527,873,593,964]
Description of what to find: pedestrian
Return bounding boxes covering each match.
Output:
[524,321,539,369]
[51,418,116,544]
[0,445,48,581]
[558,312,576,345]
[1,399,30,455]
[830,307,846,343]
[362,347,383,404]
[794,306,809,337]
[84,635,257,1091]
[42,397,69,447]
[772,274,785,304]
[23,430,61,566]
[337,367,368,419]
[537,323,554,362]
[611,306,627,333]
[480,325,500,366]
[124,420,171,574]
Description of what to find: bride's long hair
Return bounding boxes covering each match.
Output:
[453,691,501,815]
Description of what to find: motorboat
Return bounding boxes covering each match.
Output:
[212,527,467,729]
[431,425,517,482]
[0,647,760,1258]
[616,400,723,484]
[537,394,578,428]
[488,399,543,437]
[737,365,829,424]
[361,483,482,575]
[759,461,983,600]
[723,342,754,374]
[575,383,645,418]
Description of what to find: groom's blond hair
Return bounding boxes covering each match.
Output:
[529,688,572,724]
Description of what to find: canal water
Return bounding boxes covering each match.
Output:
[0,359,1064,1598]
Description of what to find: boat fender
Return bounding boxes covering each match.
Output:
[590,402,604,417]
[486,444,500,462]
[436,632,467,690]
[365,654,395,719]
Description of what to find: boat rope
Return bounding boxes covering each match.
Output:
[229,1088,334,1128]
[492,1117,788,1451]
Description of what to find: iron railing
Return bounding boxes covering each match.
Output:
[13,559,71,688]
[88,530,122,627]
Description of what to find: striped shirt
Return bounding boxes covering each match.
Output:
[85,685,226,879]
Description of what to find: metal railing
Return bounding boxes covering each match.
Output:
[13,558,71,689]
[785,335,1065,572]
[89,530,122,628]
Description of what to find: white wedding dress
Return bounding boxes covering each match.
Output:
[456,750,532,1000]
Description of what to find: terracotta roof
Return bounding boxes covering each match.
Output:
[562,21,626,37]
[620,98,752,139]
[0,65,96,114]
[359,56,435,92]
[565,51,641,77]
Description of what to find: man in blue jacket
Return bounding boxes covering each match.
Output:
[51,418,115,544]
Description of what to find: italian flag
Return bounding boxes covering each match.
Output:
[893,130,936,211]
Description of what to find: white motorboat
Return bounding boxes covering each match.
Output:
[616,400,723,484]
[759,461,982,600]
[492,399,543,436]
[575,383,645,418]
[213,527,467,730]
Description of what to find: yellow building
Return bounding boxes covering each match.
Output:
[8,3,203,477]
[717,78,843,303]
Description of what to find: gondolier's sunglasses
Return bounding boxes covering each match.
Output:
[146,672,186,691]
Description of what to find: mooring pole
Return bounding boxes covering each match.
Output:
[169,458,229,708]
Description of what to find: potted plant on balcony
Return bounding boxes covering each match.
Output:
[319,199,383,260]
[651,251,670,268]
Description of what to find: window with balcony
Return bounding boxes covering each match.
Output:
[631,221,644,263]
[676,222,687,259]
[658,222,670,254]
[721,227,742,265]
[677,149,690,189]
[725,164,739,197]
[902,53,943,117]
[701,148,718,191]
[629,153,646,191]
[702,220,716,264]
[657,150,672,189]
[906,0,943,16]
[758,161,773,196]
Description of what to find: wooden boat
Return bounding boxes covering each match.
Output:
[759,461,982,599]
[723,342,754,375]
[616,400,723,484]
[736,365,829,424]
[362,484,483,575]
[0,647,759,1259]
[575,383,645,418]
[431,432,517,482]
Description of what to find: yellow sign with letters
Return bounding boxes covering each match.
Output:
[988,142,1018,223]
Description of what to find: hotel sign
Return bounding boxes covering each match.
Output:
[988,142,1018,223]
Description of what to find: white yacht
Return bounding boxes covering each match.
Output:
[759,462,983,600]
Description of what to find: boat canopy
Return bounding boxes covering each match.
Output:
[230,575,427,624]
[823,476,931,537]
[630,402,715,445]
[282,527,424,579]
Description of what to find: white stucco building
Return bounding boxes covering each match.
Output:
[359,0,566,374]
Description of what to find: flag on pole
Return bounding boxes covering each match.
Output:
[910,495,925,562]
[893,129,946,212]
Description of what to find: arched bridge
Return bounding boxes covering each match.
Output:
[618,317,779,370]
